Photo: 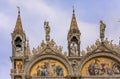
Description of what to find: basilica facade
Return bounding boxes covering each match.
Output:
[10,8,120,79]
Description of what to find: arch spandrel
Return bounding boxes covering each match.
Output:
[81,57,120,76]
[30,59,68,77]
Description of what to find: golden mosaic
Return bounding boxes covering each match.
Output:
[30,59,68,77]
[81,57,120,76]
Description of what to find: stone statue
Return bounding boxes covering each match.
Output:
[87,46,91,52]
[110,40,114,49]
[41,40,46,48]
[50,39,55,47]
[70,42,78,56]
[100,20,106,41]
[91,45,96,50]
[58,46,63,53]
[95,39,100,46]
[104,38,109,45]
[71,60,78,75]
[44,21,51,42]
[81,50,86,56]
[32,48,37,55]
[63,51,67,57]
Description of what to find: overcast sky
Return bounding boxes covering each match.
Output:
[1,0,120,79]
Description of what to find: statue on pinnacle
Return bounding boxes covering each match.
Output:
[100,20,106,42]
[44,21,51,42]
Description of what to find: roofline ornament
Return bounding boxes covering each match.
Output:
[17,6,20,15]
[44,21,51,42]
[100,20,106,42]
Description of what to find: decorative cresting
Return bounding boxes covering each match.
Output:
[30,59,68,77]
[81,38,120,69]
[32,39,67,57]
[81,38,120,56]
[81,57,120,76]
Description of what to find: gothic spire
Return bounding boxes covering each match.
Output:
[26,39,31,57]
[69,6,79,32]
[67,7,81,57]
[13,7,24,33]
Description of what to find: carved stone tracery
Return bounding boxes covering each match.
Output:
[32,39,66,56]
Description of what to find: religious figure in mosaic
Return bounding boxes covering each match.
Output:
[87,58,120,76]
[36,61,64,77]
[17,62,22,73]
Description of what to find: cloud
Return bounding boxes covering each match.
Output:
[9,0,68,20]
[0,12,11,29]
[0,12,15,39]
[0,61,11,79]
[0,12,13,79]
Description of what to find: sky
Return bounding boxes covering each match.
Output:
[1,0,120,79]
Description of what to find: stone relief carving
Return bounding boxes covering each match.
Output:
[32,39,65,56]
[63,51,67,57]
[41,40,46,49]
[84,38,120,55]
[32,48,37,55]
[81,50,86,56]
[87,46,91,52]
[71,60,78,75]
[91,45,97,50]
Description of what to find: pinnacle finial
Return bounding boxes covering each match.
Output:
[72,6,75,14]
[27,38,29,45]
[13,6,23,33]
[27,38,29,46]
[17,6,20,15]
[26,38,31,57]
